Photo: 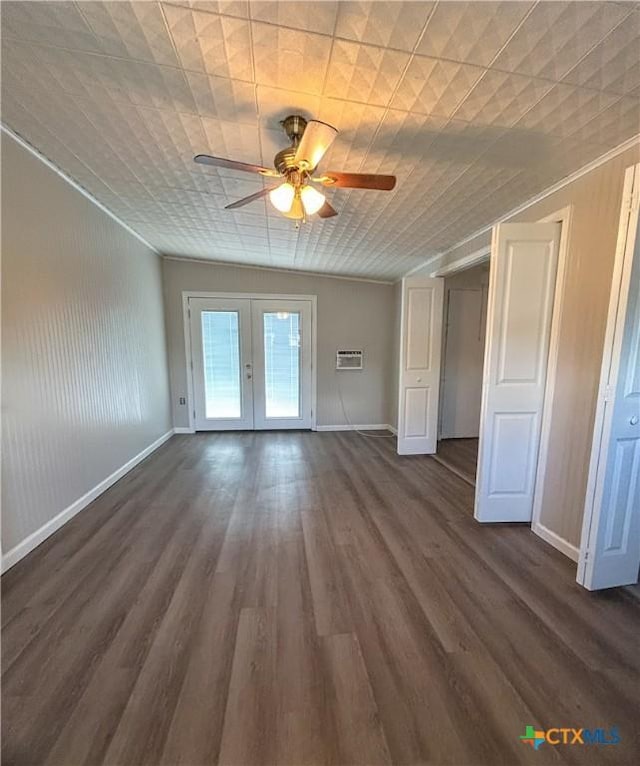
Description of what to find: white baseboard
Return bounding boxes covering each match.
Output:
[532,521,580,562]
[315,424,394,432]
[176,424,397,435]
[1,429,175,574]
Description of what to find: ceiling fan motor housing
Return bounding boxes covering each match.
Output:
[275,115,309,176]
[273,147,298,175]
[281,114,307,145]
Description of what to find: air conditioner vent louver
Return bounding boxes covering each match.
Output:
[336,350,363,370]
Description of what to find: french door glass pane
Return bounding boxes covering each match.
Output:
[264,312,300,418]
[201,311,241,419]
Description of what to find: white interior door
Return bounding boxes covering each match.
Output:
[578,164,640,590]
[251,299,312,430]
[475,222,561,522]
[397,277,444,455]
[440,288,486,439]
[190,297,254,430]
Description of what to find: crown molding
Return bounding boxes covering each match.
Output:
[1,123,162,256]
[404,133,640,277]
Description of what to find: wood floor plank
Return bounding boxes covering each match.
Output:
[217,607,277,766]
[301,506,353,638]
[321,632,391,766]
[2,431,639,766]
[275,534,336,766]
[160,572,238,766]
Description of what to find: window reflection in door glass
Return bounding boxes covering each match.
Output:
[264,312,300,418]
[201,311,241,418]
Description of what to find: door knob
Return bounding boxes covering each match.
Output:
[630,415,639,426]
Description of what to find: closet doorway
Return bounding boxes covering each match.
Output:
[435,263,489,485]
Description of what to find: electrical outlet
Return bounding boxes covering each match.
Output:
[179,397,186,405]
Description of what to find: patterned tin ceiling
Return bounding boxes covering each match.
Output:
[2,1,639,279]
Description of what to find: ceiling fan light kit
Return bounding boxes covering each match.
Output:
[194,114,396,223]
[299,184,326,215]
[269,182,295,213]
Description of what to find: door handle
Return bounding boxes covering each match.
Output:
[630,415,639,426]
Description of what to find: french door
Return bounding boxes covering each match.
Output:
[189,296,313,431]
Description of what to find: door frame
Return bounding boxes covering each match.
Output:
[430,207,572,553]
[182,291,318,433]
[438,285,487,440]
[528,207,576,559]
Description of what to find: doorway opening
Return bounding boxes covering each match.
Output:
[433,262,489,487]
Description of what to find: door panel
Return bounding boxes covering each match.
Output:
[398,277,444,455]
[578,163,640,590]
[251,299,312,430]
[190,298,253,430]
[487,412,537,495]
[475,222,561,522]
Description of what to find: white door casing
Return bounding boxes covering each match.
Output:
[251,299,313,430]
[397,277,444,455]
[578,163,640,590]
[475,222,561,522]
[189,297,254,431]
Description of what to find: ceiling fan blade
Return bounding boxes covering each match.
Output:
[225,186,278,210]
[317,201,338,219]
[194,154,279,177]
[315,172,396,191]
[294,120,338,170]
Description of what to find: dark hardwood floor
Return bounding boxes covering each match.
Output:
[434,437,479,486]
[2,431,639,766]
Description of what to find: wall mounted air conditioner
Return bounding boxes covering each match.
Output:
[336,349,363,370]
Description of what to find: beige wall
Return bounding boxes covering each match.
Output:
[438,143,640,548]
[1,133,172,558]
[162,259,395,429]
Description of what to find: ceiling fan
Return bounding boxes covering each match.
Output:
[194,114,396,222]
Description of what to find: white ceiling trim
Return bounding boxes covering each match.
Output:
[1,123,162,256]
[409,131,640,276]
